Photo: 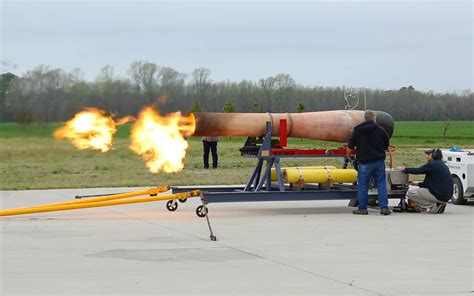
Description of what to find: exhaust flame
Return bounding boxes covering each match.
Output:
[115,115,136,125]
[129,107,195,173]
[54,108,116,152]
[54,108,135,153]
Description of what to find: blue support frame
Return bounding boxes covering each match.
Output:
[243,121,349,192]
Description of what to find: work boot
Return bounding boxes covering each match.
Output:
[380,207,391,215]
[353,209,368,215]
[436,203,447,214]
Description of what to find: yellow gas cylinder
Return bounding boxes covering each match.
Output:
[271,166,336,181]
[282,167,357,184]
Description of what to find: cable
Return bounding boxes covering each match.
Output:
[386,145,397,169]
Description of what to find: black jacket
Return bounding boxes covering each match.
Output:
[404,160,453,202]
[348,120,389,163]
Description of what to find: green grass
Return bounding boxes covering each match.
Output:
[1,121,473,190]
[393,121,474,140]
[0,122,133,139]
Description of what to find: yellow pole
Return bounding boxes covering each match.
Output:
[0,190,200,217]
[17,186,170,210]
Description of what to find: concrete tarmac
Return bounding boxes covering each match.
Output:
[0,187,473,295]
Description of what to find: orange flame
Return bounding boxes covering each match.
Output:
[54,108,135,153]
[115,115,136,125]
[54,108,116,152]
[129,107,195,173]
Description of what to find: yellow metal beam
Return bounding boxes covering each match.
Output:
[0,190,200,217]
[15,185,170,210]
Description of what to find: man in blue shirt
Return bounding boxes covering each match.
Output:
[348,110,391,215]
[402,148,453,214]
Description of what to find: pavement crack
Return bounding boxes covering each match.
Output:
[216,243,383,296]
[113,210,380,294]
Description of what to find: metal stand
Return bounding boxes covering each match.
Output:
[244,122,285,192]
[242,121,352,192]
[199,194,217,241]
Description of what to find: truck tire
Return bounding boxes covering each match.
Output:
[451,176,466,205]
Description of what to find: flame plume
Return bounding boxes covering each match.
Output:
[115,115,136,125]
[129,107,195,173]
[54,108,117,153]
[54,108,135,153]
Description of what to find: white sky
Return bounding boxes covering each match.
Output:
[1,0,472,92]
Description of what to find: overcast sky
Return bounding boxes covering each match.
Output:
[1,0,472,92]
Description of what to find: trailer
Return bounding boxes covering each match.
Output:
[170,120,408,240]
[443,149,474,204]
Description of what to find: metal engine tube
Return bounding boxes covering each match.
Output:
[192,110,394,142]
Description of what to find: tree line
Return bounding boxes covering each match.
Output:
[0,61,472,123]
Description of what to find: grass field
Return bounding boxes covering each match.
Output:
[1,121,473,190]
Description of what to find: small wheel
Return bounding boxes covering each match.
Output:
[196,205,208,218]
[210,235,217,241]
[166,200,178,211]
[451,176,466,205]
[178,198,187,203]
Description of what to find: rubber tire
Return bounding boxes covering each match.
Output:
[451,176,466,205]
[196,205,208,218]
[166,200,178,211]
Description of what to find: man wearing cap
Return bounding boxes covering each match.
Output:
[402,148,453,213]
[348,110,391,215]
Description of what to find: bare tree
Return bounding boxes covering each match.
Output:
[159,67,184,87]
[192,67,212,108]
[127,61,159,93]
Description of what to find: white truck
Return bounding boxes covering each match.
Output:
[442,149,474,204]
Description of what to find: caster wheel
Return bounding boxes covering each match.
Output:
[196,205,208,218]
[210,235,217,241]
[166,200,178,211]
[178,198,187,203]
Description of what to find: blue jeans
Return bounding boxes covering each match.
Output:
[357,160,388,210]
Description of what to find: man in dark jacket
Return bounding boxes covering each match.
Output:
[348,110,391,215]
[402,148,452,214]
[202,136,219,169]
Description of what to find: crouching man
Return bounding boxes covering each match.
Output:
[402,148,452,213]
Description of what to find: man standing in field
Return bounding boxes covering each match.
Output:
[202,136,219,169]
[348,110,391,215]
[402,148,452,213]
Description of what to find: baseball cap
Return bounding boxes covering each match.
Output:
[424,148,443,159]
